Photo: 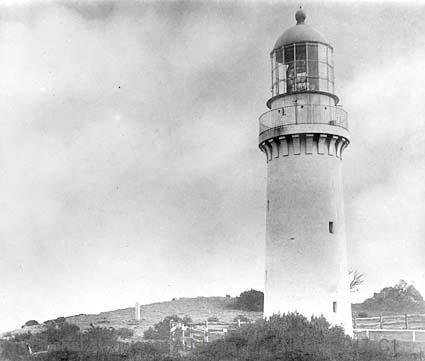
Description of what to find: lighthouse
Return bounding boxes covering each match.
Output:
[259,9,352,333]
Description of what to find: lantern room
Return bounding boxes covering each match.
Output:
[269,9,336,103]
[259,9,348,139]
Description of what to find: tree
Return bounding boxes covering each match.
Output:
[349,270,364,293]
[23,320,39,327]
[231,289,264,312]
[361,280,425,313]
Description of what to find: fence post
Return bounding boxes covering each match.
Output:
[169,320,173,353]
[204,320,209,343]
[181,323,186,351]
[380,315,383,329]
[353,317,357,329]
[189,326,193,350]
[405,313,409,329]
[237,318,241,328]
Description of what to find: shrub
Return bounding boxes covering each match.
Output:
[128,341,170,360]
[46,350,80,361]
[143,315,183,340]
[231,289,264,312]
[116,327,134,339]
[54,317,66,324]
[358,311,368,318]
[362,280,425,313]
[23,320,39,327]
[182,315,192,323]
[195,313,396,361]
[233,315,250,322]
[207,316,219,322]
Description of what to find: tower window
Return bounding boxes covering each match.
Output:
[329,221,334,234]
[333,301,337,313]
[267,200,270,212]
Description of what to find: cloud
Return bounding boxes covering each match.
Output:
[342,46,425,300]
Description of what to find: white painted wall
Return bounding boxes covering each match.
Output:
[263,133,352,334]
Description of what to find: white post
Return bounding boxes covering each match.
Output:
[135,302,140,321]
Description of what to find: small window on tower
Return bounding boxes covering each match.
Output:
[333,301,337,313]
[329,221,334,234]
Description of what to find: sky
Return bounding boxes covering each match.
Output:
[0,0,424,332]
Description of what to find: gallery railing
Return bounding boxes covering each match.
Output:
[259,104,348,135]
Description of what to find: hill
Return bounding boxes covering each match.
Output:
[65,296,262,340]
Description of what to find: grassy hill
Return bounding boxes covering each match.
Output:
[65,296,262,340]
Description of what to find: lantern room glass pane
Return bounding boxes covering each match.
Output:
[295,60,307,74]
[309,78,319,91]
[319,78,328,91]
[319,62,328,79]
[318,44,327,63]
[295,44,306,61]
[275,48,283,64]
[328,48,334,67]
[328,65,334,82]
[286,63,296,94]
[308,43,318,61]
[308,60,319,77]
[284,45,294,63]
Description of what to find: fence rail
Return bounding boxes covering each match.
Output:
[354,329,425,343]
[169,319,250,352]
[170,314,425,351]
[354,313,425,330]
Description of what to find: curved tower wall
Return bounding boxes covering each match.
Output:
[261,128,352,333]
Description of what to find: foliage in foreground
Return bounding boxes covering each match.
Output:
[1,313,409,361]
[193,313,398,361]
[193,313,352,361]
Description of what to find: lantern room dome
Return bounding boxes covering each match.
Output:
[273,10,328,51]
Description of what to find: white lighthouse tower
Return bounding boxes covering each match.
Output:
[259,9,352,333]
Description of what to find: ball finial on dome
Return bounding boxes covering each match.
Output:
[295,7,306,24]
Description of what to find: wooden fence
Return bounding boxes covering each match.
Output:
[170,314,425,351]
[354,313,425,330]
[169,319,249,352]
[354,313,425,343]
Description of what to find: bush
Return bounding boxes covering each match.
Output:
[207,316,219,322]
[362,280,425,313]
[231,289,264,312]
[23,320,39,327]
[182,315,192,324]
[194,313,395,361]
[233,315,250,322]
[143,315,183,340]
[116,327,134,339]
[358,311,368,317]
